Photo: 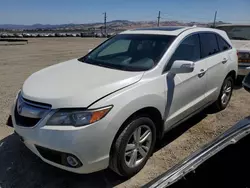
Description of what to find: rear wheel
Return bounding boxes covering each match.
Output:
[109,116,156,177]
[212,76,233,111]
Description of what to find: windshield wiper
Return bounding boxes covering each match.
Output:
[78,57,86,62]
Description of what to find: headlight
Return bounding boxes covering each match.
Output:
[47,106,112,126]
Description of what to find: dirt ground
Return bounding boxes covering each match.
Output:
[0,38,249,188]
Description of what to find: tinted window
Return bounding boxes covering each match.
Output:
[216,34,231,52]
[200,33,219,58]
[79,34,176,71]
[165,34,200,72]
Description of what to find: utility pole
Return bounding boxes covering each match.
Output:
[103,12,107,36]
[213,11,217,28]
[157,11,161,27]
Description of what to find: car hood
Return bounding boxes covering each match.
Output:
[231,40,250,51]
[22,59,144,109]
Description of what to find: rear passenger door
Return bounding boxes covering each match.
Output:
[199,33,230,103]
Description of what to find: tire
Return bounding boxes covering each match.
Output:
[212,76,234,111]
[109,116,156,177]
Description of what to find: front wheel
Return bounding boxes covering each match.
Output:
[109,116,156,177]
[212,76,234,111]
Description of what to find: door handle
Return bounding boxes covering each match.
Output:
[222,58,228,64]
[198,69,206,78]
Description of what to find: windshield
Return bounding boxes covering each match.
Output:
[79,34,176,71]
[217,26,250,40]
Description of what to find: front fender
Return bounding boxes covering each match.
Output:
[89,78,166,148]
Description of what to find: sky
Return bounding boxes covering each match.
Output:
[0,0,250,25]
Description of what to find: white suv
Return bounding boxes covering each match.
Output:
[10,27,238,177]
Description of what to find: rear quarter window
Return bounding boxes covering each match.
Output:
[216,34,231,52]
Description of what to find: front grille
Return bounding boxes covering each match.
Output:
[14,93,51,127]
[22,97,51,109]
[14,104,40,127]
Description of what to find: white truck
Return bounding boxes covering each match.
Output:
[216,24,250,76]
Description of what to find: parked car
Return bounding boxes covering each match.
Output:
[216,24,250,76]
[0,33,8,38]
[22,33,31,38]
[48,33,55,37]
[9,27,237,177]
[30,33,38,37]
[7,33,15,38]
[14,33,23,38]
[66,33,73,37]
[95,32,103,38]
[81,32,95,37]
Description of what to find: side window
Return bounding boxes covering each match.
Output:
[98,39,130,57]
[216,34,231,52]
[165,34,200,72]
[199,33,219,58]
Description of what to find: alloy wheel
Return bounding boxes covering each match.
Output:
[124,125,152,168]
[221,79,232,106]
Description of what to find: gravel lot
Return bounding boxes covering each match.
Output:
[0,38,249,188]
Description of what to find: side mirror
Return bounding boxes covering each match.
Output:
[88,49,92,53]
[170,60,195,74]
[243,73,250,93]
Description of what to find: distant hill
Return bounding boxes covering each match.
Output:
[0,23,80,30]
[0,20,231,31]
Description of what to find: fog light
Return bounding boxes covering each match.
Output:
[66,155,79,167]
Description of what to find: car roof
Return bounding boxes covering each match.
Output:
[120,26,232,46]
[121,26,193,36]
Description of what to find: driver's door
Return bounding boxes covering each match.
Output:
[163,34,207,130]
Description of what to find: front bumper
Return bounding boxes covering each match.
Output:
[11,99,113,174]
